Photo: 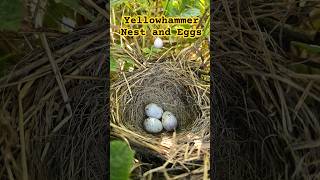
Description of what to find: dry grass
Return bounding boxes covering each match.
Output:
[110,57,210,179]
[0,21,108,179]
[213,0,320,179]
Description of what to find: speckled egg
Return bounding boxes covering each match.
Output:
[144,117,163,133]
[161,111,177,131]
[145,103,163,119]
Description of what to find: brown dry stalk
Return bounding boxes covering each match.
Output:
[84,0,108,19]
[23,55,99,125]
[39,33,73,161]
[0,31,106,85]
[18,81,34,180]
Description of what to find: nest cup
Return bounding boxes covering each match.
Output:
[111,61,210,159]
[124,65,199,133]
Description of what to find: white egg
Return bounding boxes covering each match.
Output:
[144,117,163,133]
[145,103,163,119]
[154,37,163,48]
[161,111,177,131]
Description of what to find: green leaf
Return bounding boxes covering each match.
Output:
[111,0,128,8]
[291,41,320,54]
[142,47,151,54]
[124,58,135,71]
[180,8,201,17]
[110,141,134,180]
[151,47,162,53]
[110,55,118,72]
[142,47,162,56]
[0,0,23,31]
[195,0,209,14]
[165,0,181,16]
[203,18,210,37]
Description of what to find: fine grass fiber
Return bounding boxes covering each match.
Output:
[0,22,108,180]
[213,0,320,179]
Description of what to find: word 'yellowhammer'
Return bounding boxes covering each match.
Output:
[123,16,199,24]
[119,16,203,38]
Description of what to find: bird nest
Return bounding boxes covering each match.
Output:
[111,60,210,163]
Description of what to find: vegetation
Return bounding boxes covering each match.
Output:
[110,141,135,180]
[0,0,320,180]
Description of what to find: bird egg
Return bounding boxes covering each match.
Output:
[144,117,163,133]
[145,103,163,119]
[154,37,163,48]
[162,111,177,131]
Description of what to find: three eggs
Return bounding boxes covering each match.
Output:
[144,103,177,133]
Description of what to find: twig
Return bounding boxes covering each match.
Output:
[0,31,106,84]
[63,75,106,81]
[23,55,99,125]
[293,80,314,121]
[5,160,15,180]
[39,33,73,161]
[18,87,30,180]
[122,72,133,98]
[84,0,108,19]
[245,71,320,102]
[22,34,33,51]
[156,47,174,63]
[0,71,51,89]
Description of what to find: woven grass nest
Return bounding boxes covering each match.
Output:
[111,60,210,165]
